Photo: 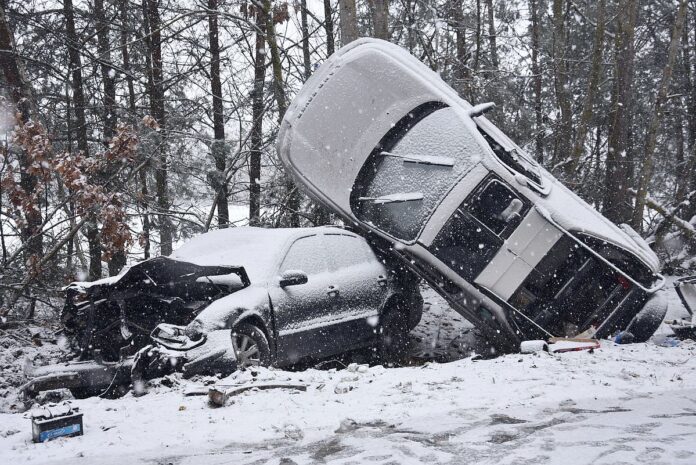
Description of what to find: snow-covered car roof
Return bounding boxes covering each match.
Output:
[170,226,351,281]
[278,38,660,273]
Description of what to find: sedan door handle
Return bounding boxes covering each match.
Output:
[326,285,340,297]
[377,275,388,286]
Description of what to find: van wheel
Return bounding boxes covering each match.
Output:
[231,323,271,369]
[378,308,410,366]
[623,293,668,343]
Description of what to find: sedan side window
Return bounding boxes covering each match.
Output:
[323,234,369,270]
[281,236,327,275]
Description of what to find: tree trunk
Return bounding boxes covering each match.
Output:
[603,0,638,225]
[675,117,687,203]
[0,4,43,264]
[681,7,696,222]
[631,0,687,230]
[323,0,335,56]
[94,0,117,145]
[529,0,543,162]
[564,0,605,180]
[339,0,358,45]
[263,0,299,226]
[474,0,481,73]
[551,0,572,168]
[65,0,102,279]
[208,0,229,228]
[485,0,498,70]
[144,0,173,255]
[249,9,266,226]
[369,0,389,40]
[301,0,312,79]
[95,0,126,275]
[452,0,468,98]
[121,0,150,259]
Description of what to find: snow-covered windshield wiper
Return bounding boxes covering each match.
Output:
[379,151,454,167]
[358,192,424,204]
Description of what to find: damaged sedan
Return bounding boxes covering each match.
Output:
[277,38,667,353]
[24,226,422,398]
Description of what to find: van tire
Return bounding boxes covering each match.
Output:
[378,307,411,366]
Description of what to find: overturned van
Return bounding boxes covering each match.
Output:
[278,38,667,352]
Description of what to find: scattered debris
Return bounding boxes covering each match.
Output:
[547,337,600,353]
[520,340,549,354]
[30,402,83,443]
[208,383,308,407]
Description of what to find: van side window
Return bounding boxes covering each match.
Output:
[281,236,327,275]
[466,179,527,237]
[430,210,500,281]
[430,177,529,281]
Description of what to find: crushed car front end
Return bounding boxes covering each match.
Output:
[61,257,250,361]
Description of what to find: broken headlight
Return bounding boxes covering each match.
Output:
[184,320,204,341]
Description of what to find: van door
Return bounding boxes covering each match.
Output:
[429,176,530,283]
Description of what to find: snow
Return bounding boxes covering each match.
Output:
[2,286,696,464]
[171,227,308,282]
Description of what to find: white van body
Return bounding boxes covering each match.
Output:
[278,38,666,351]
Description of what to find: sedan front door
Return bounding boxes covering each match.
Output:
[271,234,339,364]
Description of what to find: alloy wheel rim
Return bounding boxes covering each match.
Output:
[232,333,261,368]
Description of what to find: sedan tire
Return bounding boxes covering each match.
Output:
[231,323,271,369]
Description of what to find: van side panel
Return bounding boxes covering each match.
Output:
[474,209,562,300]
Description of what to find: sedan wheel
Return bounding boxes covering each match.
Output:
[232,334,261,368]
[231,323,271,369]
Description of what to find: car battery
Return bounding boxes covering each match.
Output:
[31,402,84,442]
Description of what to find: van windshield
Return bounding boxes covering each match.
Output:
[351,105,483,241]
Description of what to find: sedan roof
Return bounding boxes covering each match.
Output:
[170,226,344,281]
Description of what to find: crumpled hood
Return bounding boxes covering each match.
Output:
[65,256,248,294]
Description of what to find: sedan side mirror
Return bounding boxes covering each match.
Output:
[279,270,308,287]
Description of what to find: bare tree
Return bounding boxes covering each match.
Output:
[249,6,266,226]
[529,0,543,162]
[485,0,498,70]
[0,3,42,265]
[603,0,639,224]
[551,0,572,168]
[144,0,173,255]
[564,0,605,180]
[208,0,229,228]
[339,0,358,44]
[631,0,688,230]
[65,0,103,279]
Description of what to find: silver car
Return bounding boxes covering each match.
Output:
[278,39,666,352]
[25,226,423,399]
[166,226,422,367]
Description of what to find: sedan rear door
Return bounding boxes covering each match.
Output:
[322,233,390,349]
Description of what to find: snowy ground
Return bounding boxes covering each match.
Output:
[2,283,696,465]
